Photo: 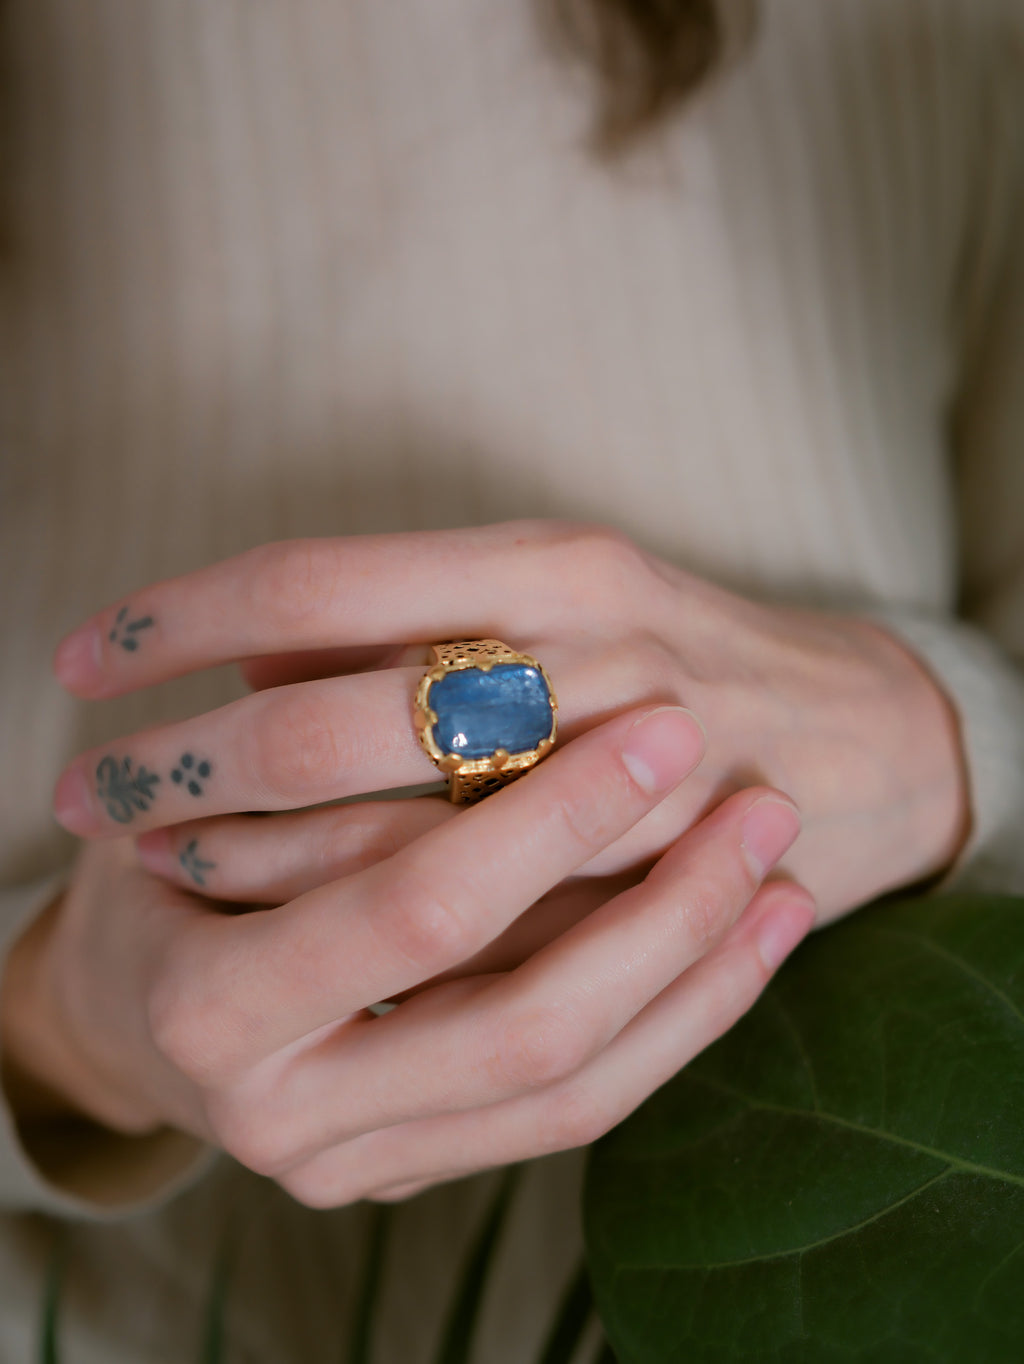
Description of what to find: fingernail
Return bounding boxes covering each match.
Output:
[757,895,816,972]
[53,767,94,834]
[741,795,801,879]
[621,707,706,795]
[136,829,174,874]
[53,625,102,688]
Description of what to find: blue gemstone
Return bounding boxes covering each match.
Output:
[430,664,553,759]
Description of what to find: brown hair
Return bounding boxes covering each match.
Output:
[545,0,732,154]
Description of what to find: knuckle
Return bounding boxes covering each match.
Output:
[278,1166,340,1210]
[668,860,746,951]
[148,999,238,1088]
[204,1093,297,1178]
[538,1081,612,1152]
[147,973,225,1086]
[548,781,624,858]
[255,692,342,796]
[680,884,724,949]
[551,525,656,613]
[382,873,473,976]
[707,949,771,1036]
[147,941,256,1088]
[604,633,681,702]
[244,540,337,629]
[491,1003,592,1092]
[323,807,411,875]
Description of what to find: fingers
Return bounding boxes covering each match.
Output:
[144,706,707,1077]
[53,523,646,699]
[52,667,438,838]
[238,645,416,693]
[135,799,456,903]
[276,882,817,1207]
[51,636,670,840]
[140,797,626,975]
[198,786,800,1177]
[140,796,622,974]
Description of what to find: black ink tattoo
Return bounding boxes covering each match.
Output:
[108,605,155,652]
[179,838,217,888]
[171,752,213,797]
[96,755,161,823]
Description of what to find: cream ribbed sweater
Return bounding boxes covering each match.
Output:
[1,0,1022,1358]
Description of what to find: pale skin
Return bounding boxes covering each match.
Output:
[4,520,968,1206]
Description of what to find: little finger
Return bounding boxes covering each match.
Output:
[135,799,455,902]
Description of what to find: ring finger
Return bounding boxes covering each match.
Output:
[53,666,461,837]
[52,638,669,839]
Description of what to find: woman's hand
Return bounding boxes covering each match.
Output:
[52,521,969,919]
[10,708,811,1204]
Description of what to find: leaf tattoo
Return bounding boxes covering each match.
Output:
[96,755,161,823]
[179,838,217,888]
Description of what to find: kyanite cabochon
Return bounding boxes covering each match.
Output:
[429,664,553,759]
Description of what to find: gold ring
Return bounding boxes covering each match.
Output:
[413,639,558,804]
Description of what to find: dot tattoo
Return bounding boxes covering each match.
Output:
[96,755,161,824]
[171,753,213,797]
[108,605,155,653]
[179,838,217,888]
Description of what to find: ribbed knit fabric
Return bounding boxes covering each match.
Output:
[0,0,1021,1358]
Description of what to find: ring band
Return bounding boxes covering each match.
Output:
[414,639,558,804]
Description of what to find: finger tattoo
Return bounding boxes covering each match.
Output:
[95,755,162,823]
[179,837,217,887]
[108,605,155,653]
[170,753,214,797]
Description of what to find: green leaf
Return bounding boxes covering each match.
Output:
[584,894,1024,1363]
[38,1228,70,1364]
[198,1222,236,1364]
[590,1343,618,1364]
[536,1260,595,1364]
[344,1204,393,1364]
[432,1165,522,1364]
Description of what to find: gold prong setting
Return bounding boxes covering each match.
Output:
[413,639,558,803]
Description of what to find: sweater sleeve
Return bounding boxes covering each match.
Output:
[0,874,214,1217]
[867,13,1024,895]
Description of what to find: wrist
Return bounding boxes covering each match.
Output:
[1,893,81,1121]
[1,890,163,1136]
[849,617,972,882]
[710,599,974,916]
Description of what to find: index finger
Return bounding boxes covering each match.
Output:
[53,523,597,699]
[148,706,706,1076]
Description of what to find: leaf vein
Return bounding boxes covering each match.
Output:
[683,1072,1024,1187]
[611,1168,952,1272]
[970,1236,1024,1311]
[870,926,1024,1028]
[772,994,820,1112]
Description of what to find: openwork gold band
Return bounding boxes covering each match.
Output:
[413,638,558,804]
[432,639,524,670]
